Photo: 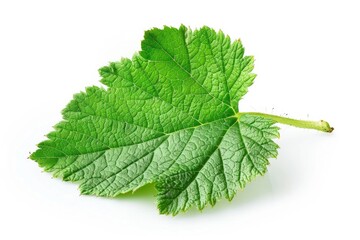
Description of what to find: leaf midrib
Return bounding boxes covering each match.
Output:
[41,114,240,160]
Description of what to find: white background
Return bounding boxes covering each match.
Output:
[1,0,359,239]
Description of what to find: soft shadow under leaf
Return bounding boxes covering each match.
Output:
[115,183,157,199]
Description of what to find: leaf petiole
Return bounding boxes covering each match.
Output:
[237,112,334,133]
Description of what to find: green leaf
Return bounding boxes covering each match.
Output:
[31,25,280,215]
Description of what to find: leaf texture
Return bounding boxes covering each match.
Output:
[31,25,279,215]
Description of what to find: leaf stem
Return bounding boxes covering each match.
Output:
[237,112,334,133]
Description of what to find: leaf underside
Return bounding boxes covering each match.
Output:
[31,25,279,215]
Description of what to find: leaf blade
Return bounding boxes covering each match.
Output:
[30,26,279,215]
